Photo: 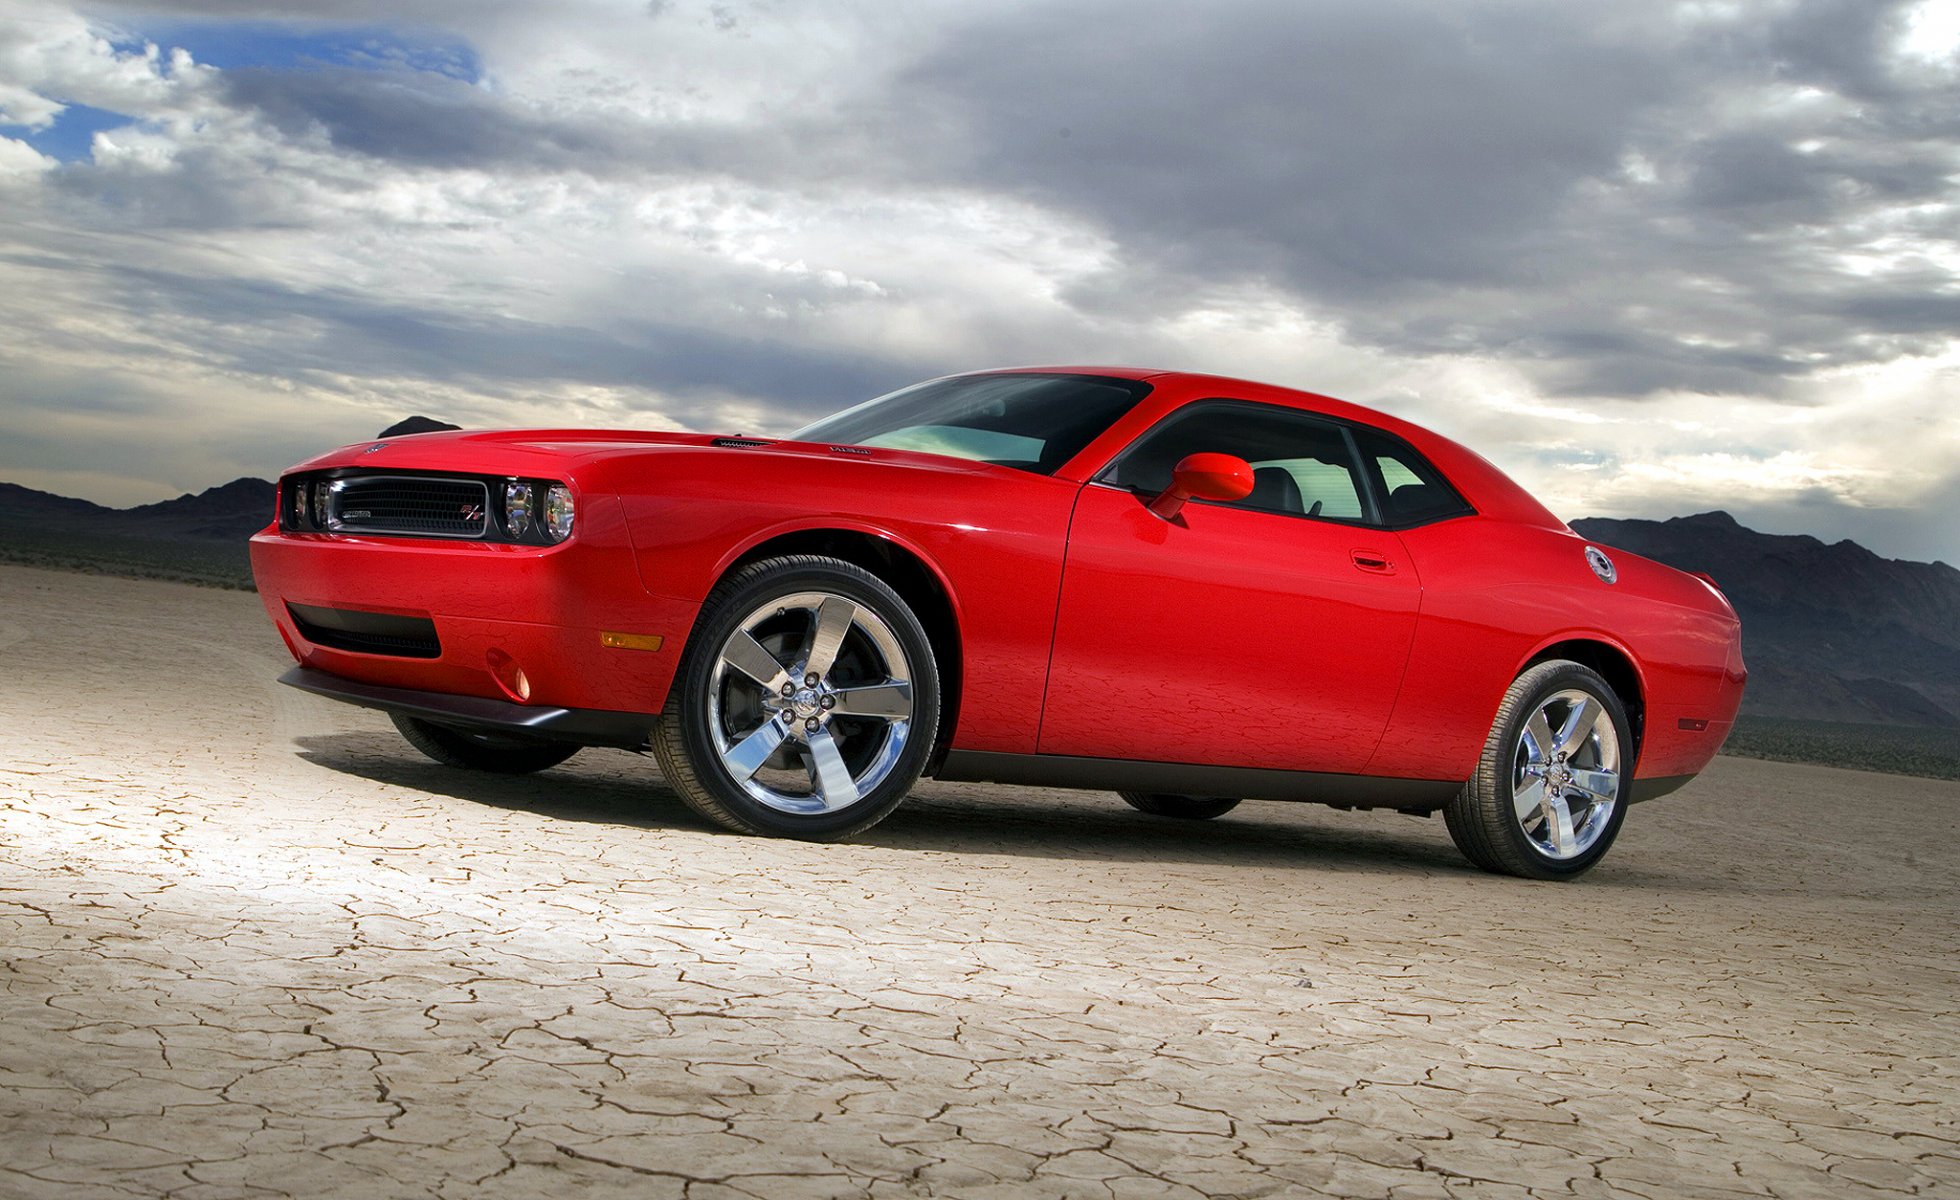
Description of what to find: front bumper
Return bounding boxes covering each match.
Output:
[249,493,699,716]
[280,666,655,749]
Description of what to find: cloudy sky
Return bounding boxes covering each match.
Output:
[1,0,1956,562]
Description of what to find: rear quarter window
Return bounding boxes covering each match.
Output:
[1353,428,1473,526]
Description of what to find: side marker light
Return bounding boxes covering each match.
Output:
[601,632,665,652]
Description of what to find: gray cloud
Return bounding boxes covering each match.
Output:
[100,265,916,417]
[219,66,622,171]
[906,2,1668,293]
[210,57,895,186]
[166,0,1957,405]
[889,0,1958,399]
[174,0,1960,406]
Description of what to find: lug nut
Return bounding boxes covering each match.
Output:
[781,683,795,697]
[820,696,835,710]
[805,673,820,687]
[805,717,821,732]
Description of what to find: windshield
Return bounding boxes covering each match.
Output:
[792,372,1153,475]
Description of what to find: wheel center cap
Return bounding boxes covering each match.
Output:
[791,687,822,717]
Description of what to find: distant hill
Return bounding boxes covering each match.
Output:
[0,481,111,518]
[125,478,279,541]
[0,417,454,587]
[378,415,462,438]
[1571,511,1960,728]
[2,476,276,533]
[0,477,275,588]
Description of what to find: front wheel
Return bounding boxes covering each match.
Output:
[1119,792,1241,820]
[653,555,940,840]
[390,714,580,774]
[1444,660,1631,880]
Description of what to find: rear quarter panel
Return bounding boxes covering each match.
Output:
[1368,519,1743,783]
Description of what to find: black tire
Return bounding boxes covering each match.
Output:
[1444,659,1632,880]
[1119,792,1241,820]
[652,555,940,840]
[390,713,580,774]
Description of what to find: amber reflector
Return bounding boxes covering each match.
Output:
[601,631,665,652]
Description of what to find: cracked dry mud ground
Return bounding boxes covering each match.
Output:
[0,565,1954,1200]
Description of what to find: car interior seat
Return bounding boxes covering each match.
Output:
[1388,482,1444,521]
[1247,466,1304,514]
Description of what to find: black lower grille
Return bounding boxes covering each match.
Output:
[330,476,488,538]
[288,603,441,659]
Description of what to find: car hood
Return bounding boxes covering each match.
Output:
[284,429,1021,484]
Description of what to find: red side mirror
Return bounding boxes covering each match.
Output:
[1147,452,1255,520]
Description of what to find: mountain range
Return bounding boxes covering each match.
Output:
[1570,512,1959,729]
[0,477,278,542]
[1,423,1952,728]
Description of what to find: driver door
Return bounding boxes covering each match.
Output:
[1038,400,1421,775]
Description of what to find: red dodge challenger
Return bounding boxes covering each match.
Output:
[251,368,1746,879]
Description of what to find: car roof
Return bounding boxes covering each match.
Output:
[972,365,1568,532]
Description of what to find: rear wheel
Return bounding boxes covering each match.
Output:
[1119,792,1241,820]
[390,714,580,774]
[1444,660,1630,879]
[653,555,940,840]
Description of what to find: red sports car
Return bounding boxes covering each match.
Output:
[251,368,1745,878]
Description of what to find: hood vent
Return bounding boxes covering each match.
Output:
[711,437,773,449]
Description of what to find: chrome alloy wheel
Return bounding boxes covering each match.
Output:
[1510,688,1621,860]
[706,590,916,814]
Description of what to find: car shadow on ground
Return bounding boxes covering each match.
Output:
[291,731,1693,886]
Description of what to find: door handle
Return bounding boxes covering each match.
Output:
[1351,549,1395,573]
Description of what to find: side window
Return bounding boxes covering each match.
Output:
[1102,401,1368,521]
[1352,427,1472,525]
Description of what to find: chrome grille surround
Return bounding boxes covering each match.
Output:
[326,475,490,539]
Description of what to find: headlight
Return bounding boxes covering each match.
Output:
[545,484,575,542]
[503,480,532,537]
[289,480,307,526]
[310,480,329,527]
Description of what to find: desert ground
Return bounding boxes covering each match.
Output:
[0,563,1953,1200]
